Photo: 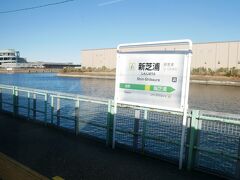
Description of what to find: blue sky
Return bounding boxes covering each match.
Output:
[0,0,240,64]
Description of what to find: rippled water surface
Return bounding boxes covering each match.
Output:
[0,73,239,114]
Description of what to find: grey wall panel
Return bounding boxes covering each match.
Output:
[237,42,240,69]
[81,41,240,70]
[215,43,229,69]
[228,42,238,68]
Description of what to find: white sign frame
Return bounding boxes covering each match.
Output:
[115,39,192,112]
[113,39,192,169]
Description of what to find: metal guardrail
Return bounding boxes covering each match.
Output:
[0,84,239,179]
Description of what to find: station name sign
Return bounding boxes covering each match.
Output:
[115,40,192,112]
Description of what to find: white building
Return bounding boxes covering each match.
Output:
[0,49,27,68]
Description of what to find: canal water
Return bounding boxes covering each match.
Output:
[0,73,239,114]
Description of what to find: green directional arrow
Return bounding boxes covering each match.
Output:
[119,83,175,93]
[150,85,175,93]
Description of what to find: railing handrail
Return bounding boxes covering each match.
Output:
[0,83,109,103]
[1,83,240,122]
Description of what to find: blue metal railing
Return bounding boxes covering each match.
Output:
[0,84,239,179]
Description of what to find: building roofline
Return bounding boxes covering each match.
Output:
[81,47,116,51]
[194,40,240,45]
[81,40,240,51]
[0,49,17,52]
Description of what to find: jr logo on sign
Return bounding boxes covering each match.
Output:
[129,63,136,71]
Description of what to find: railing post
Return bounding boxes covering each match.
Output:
[51,96,54,124]
[106,100,114,146]
[0,88,2,111]
[75,99,80,135]
[16,88,19,115]
[142,109,148,153]
[27,92,30,120]
[13,86,18,116]
[44,93,48,125]
[187,110,200,171]
[12,86,15,115]
[33,93,36,120]
[236,137,240,179]
[133,109,140,151]
[57,97,60,126]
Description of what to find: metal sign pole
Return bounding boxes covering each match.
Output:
[115,40,192,168]
[179,106,188,169]
[112,101,117,149]
[179,51,192,169]
[112,53,121,149]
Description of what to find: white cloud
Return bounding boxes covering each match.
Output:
[98,0,125,7]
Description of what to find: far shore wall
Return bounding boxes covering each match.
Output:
[81,41,240,70]
[0,68,60,73]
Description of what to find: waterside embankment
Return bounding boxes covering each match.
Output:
[58,72,240,86]
[190,75,240,86]
[58,72,115,79]
[0,68,60,74]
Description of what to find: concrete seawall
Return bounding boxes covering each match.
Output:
[190,79,240,86]
[0,68,60,74]
[57,73,115,79]
[58,73,240,87]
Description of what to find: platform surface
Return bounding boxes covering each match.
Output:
[0,113,222,180]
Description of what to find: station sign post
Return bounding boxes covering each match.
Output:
[113,39,192,169]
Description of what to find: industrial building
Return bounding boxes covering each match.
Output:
[81,41,240,70]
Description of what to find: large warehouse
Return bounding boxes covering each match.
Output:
[81,40,240,70]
